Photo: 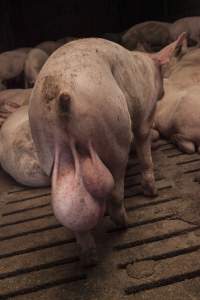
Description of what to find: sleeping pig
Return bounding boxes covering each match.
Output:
[0,105,50,186]
[0,49,30,90]
[27,35,185,266]
[154,39,200,153]
[122,21,172,52]
[0,88,32,128]
[36,40,63,55]
[25,48,49,88]
[170,16,200,46]
[164,46,200,87]
[155,81,200,153]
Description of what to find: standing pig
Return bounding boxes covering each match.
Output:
[25,48,49,88]
[122,21,172,52]
[0,105,50,186]
[28,36,184,266]
[170,17,200,46]
[0,88,32,128]
[0,49,29,90]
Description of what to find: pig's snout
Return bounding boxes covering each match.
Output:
[51,142,114,232]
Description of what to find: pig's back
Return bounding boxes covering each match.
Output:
[0,51,27,79]
[171,17,200,40]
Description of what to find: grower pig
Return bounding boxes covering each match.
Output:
[155,81,200,153]
[0,88,32,128]
[0,105,50,186]
[122,21,172,52]
[0,49,29,90]
[25,48,49,88]
[29,36,185,265]
[164,47,200,87]
[36,40,62,55]
[170,17,200,46]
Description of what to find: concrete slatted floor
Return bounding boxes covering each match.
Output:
[0,140,200,299]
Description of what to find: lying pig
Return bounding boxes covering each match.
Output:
[155,81,200,153]
[25,48,49,88]
[0,105,50,186]
[36,40,62,55]
[28,36,184,265]
[122,21,172,52]
[0,88,32,128]
[164,47,200,87]
[170,17,200,46]
[0,49,29,90]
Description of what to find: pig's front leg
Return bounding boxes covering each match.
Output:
[75,231,98,267]
[134,124,157,197]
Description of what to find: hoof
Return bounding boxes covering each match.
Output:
[143,185,158,197]
[110,213,130,229]
[109,206,129,228]
[80,248,98,268]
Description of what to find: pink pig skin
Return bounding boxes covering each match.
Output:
[28,36,185,266]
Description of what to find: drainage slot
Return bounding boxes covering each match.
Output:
[6,192,51,205]
[184,168,200,174]
[0,257,79,280]
[0,224,62,242]
[0,274,86,299]
[119,244,200,269]
[176,158,200,166]
[2,203,51,217]
[0,239,75,260]
[127,196,180,212]
[114,226,199,251]
[0,213,54,228]
[124,270,200,295]
[108,214,174,233]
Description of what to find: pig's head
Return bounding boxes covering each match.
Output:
[150,32,188,79]
[29,85,114,233]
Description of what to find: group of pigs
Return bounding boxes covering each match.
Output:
[0,16,199,266]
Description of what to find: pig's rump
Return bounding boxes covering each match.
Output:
[155,85,200,152]
[29,40,133,232]
[30,42,133,177]
[0,106,50,186]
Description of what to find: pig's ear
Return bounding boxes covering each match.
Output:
[150,32,187,65]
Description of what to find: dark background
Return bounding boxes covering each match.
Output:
[0,0,200,51]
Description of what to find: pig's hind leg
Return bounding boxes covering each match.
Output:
[134,114,157,197]
[75,232,98,267]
